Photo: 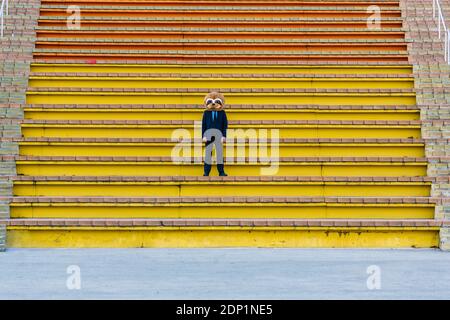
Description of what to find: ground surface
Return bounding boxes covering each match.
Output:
[0,248,449,300]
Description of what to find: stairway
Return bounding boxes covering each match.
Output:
[5,0,442,248]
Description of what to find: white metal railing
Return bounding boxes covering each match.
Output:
[0,0,8,38]
[433,0,450,63]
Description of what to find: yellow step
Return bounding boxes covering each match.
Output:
[18,140,426,157]
[28,76,414,89]
[20,121,422,139]
[24,106,420,121]
[13,178,432,197]
[10,202,435,219]
[30,63,413,75]
[25,90,416,105]
[15,159,428,177]
[6,224,440,248]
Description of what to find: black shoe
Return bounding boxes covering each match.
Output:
[219,173,228,177]
[203,174,210,176]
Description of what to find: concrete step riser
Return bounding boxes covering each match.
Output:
[35,43,409,53]
[6,227,439,249]
[13,182,431,197]
[27,78,415,90]
[19,144,425,157]
[38,20,404,29]
[23,110,420,121]
[25,93,416,105]
[15,162,427,177]
[29,64,414,74]
[32,54,409,63]
[10,205,434,220]
[40,1,402,8]
[39,10,402,20]
[35,31,406,40]
[20,126,422,139]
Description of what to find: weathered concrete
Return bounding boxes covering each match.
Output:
[0,249,449,299]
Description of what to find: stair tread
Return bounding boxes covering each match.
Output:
[32,59,413,65]
[37,38,409,43]
[39,16,405,22]
[25,104,419,110]
[8,196,441,204]
[27,87,415,93]
[20,119,422,125]
[4,218,448,228]
[40,5,403,11]
[33,49,409,55]
[40,0,401,7]
[12,155,430,162]
[18,137,425,143]
[12,176,439,182]
[36,27,405,32]
[29,72,414,78]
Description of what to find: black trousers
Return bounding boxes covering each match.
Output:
[204,139,225,175]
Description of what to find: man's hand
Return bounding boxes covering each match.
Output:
[221,137,226,144]
[202,137,207,143]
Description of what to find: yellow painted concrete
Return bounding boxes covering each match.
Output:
[10,203,435,219]
[24,108,420,121]
[15,161,428,177]
[7,227,440,248]
[13,181,431,197]
[25,91,417,106]
[18,143,426,157]
[20,124,422,139]
[15,61,433,248]
[30,63,414,75]
[28,77,414,89]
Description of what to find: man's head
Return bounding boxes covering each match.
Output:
[204,91,225,111]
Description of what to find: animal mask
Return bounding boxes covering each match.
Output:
[204,91,225,111]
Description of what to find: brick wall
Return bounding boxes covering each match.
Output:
[400,0,450,250]
[0,0,40,251]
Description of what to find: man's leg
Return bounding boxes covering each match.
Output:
[204,141,213,176]
[216,139,227,176]
[217,163,227,176]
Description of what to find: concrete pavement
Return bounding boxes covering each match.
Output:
[0,248,449,299]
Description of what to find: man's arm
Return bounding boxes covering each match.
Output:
[202,111,207,138]
[222,111,228,138]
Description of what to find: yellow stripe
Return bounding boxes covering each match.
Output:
[28,77,414,89]
[30,63,414,75]
[6,228,439,248]
[26,91,416,105]
[13,182,431,197]
[11,204,435,219]
[24,109,420,121]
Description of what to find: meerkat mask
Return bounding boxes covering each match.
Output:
[204,91,225,111]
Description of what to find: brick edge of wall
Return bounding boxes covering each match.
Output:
[401,0,450,250]
[0,0,41,251]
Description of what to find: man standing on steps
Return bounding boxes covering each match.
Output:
[202,91,228,177]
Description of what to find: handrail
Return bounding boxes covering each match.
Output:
[0,0,8,38]
[433,0,450,63]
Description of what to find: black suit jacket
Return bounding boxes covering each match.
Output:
[202,110,228,139]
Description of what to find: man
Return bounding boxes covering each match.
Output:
[201,91,228,177]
